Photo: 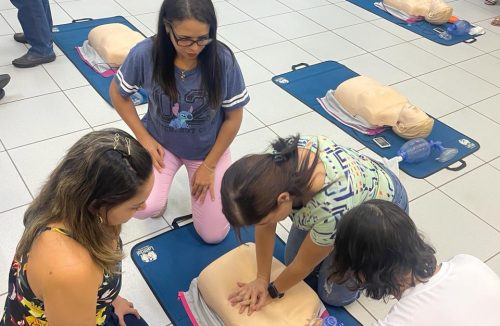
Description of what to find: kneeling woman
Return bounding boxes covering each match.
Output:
[1,129,153,326]
[329,200,500,325]
[221,135,408,314]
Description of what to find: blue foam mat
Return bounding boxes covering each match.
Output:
[51,16,145,105]
[347,0,479,46]
[272,61,480,179]
[131,221,361,326]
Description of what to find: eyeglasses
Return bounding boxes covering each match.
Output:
[166,23,213,47]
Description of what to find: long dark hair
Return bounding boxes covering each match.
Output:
[329,200,437,301]
[153,0,232,109]
[221,135,319,233]
[16,129,153,274]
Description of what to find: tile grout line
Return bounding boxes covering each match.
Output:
[0,203,29,215]
[59,87,100,130]
[123,226,171,247]
[3,148,35,200]
[4,128,92,152]
[355,299,379,322]
[427,159,488,189]
[485,251,500,264]
[436,188,500,234]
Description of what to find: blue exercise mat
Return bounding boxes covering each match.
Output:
[347,0,479,46]
[272,61,480,179]
[52,16,146,105]
[131,217,361,326]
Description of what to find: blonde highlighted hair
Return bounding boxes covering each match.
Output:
[15,129,152,274]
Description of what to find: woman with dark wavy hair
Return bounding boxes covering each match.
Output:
[329,199,500,325]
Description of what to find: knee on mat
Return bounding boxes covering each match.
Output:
[134,204,165,220]
[196,226,229,244]
[318,289,359,307]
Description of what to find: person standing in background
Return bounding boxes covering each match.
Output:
[9,0,56,68]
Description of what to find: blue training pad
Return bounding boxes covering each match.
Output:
[51,16,145,105]
[347,0,478,46]
[131,222,361,326]
[272,61,480,179]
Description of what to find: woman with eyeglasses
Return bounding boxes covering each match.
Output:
[110,0,249,244]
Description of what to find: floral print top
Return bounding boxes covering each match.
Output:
[1,227,121,326]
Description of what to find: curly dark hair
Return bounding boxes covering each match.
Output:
[328,199,436,300]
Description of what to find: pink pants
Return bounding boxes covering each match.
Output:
[135,148,231,244]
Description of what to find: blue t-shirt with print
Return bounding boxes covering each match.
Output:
[114,38,249,160]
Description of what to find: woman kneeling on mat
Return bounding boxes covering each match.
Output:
[221,134,408,314]
[110,0,249,244]
[1,129,154,326]
[328,199,500,325]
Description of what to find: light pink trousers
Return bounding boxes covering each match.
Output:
[135,147,231,244]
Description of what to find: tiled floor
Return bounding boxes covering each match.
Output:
[1,0,500,325]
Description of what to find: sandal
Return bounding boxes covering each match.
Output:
[485,0,497,5]
[492,16,500,26]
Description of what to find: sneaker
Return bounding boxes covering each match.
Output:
[12,52,56,68]
[13,33,28,44]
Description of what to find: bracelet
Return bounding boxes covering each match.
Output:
[202,161,215,173]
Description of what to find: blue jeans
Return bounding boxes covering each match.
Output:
[285,226,360,307]
[284,168,409,306]
[10,0,54,56]
[104,306,149,326]
[381,164,409,214]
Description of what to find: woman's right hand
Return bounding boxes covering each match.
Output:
[137,134,165,171]
[228,277,270,315]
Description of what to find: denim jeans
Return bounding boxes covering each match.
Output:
[285,226,360,306]
[284,168,409,306]
[10,0,54,56]
[104,305,149,326]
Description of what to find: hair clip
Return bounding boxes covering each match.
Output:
[112,133,131,157]
[113,133,120,150]
[124,137,131,156]
[272,150,286,163]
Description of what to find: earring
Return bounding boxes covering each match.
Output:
[97,214,104,224]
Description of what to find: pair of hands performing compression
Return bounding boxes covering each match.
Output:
[139,133,215,203]
[228,276,273,316]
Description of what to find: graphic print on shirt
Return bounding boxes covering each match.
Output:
[151,86,211,131]
[169,103,193,129]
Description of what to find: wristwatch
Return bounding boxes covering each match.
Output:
[267,282,284,299]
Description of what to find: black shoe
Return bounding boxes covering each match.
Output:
[0,74,10,90]
[0,88,5,101]
[13,33,28,44]
[12,52,56,68]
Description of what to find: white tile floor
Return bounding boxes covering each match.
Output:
[1,0,499,325]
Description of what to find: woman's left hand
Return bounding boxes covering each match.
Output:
[111,296,141,326]
[191,163,215,203]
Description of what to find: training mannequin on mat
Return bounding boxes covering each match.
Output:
[381,0,453,24]
[181,243,327,326]
[320,75,434,139]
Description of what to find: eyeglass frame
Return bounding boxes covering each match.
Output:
[165,21,213,47]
